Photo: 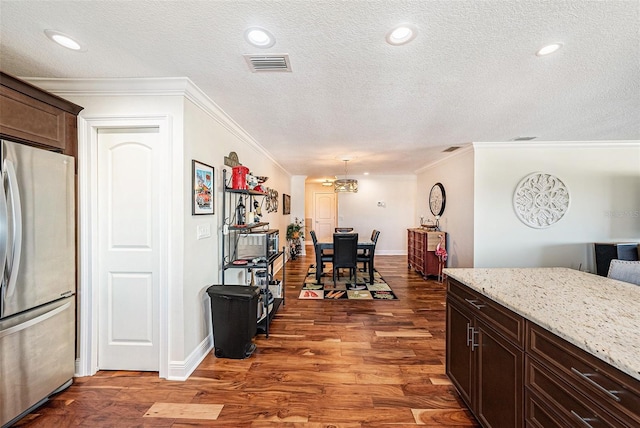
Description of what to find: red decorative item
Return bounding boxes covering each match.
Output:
[231,165,249,189]
[435,234,448,283]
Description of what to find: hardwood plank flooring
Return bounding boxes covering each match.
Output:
[14,253,478,427]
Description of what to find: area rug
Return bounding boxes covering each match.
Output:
[299,264,398,300]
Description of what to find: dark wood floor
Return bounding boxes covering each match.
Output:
[15,252,478,427]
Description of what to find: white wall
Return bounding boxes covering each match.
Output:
[336,175,417,254]
[416,147,475,267]
[33,77,291,380]
[473,141,640,271]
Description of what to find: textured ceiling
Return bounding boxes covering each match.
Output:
[1,0,639,180]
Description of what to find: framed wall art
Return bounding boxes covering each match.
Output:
[192,160,214,215]
[283,193,291,215]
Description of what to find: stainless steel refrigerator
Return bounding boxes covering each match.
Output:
[0,140,76,427]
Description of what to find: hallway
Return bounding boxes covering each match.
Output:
[16,254,477,427]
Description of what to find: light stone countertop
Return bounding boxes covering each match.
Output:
[442,267,640,381]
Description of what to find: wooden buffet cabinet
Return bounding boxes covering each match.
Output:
[446,274,640,428]
[407,228,446,278]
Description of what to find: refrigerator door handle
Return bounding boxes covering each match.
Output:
[0,300,72,338]
[4,159,22,298]
[0,169,8,282]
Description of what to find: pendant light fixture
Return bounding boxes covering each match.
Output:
[334,160,358,193]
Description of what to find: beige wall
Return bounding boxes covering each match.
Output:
[416,147,475,267]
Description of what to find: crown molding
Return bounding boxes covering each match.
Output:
[22,76,289,175]
[415,144,474,173]
[472,140,640,150]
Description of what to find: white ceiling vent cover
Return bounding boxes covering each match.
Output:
[244,54,292,72]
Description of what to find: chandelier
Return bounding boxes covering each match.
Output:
[334,160,358,193]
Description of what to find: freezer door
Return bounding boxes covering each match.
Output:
[1,141,75,318]
[0,296,75,426]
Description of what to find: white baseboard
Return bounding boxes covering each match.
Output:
[166,334,213,381]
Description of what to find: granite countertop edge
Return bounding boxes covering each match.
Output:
[443,267,640,381]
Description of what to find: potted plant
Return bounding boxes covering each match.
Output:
[286,218,304,259]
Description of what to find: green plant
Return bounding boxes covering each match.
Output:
[286,218,303,241]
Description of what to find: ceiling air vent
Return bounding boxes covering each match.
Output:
[243,54,292,72]
[443,146,461,152]
[513,136,537,141]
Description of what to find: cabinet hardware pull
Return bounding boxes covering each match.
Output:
[464,298,485,310]
[466,323,473,347]
[570,367,622,402]
[471,328,479,351]
[570,410,597,427]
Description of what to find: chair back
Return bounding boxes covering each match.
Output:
[372,230,380,246]
[333,233,358,267]
[607,259,640,286]
[309,230,318,246]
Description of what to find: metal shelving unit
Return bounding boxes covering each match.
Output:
[221,169,285,337]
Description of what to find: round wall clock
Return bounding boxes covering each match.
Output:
[429,182,446,216]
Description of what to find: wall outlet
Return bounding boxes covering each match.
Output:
[197,223,211,239]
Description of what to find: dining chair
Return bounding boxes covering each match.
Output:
[310,230,333,268]
[358,229,378,256]
[358,230,380,284]
[332,233,359,285]
[335,227,354,233]
[607,259,640,286]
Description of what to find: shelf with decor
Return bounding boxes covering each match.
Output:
[221,168,284,338]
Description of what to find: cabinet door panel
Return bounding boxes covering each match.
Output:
[476,318,523,428]
[446,297,474,409]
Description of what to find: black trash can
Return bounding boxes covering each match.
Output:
[206,285,260,359]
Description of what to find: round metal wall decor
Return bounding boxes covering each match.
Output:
[513,172,570,228]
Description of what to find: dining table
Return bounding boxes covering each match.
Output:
[314,238,375,283]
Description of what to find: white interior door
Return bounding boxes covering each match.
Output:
[97,128,160,371]
[314,192,336,242]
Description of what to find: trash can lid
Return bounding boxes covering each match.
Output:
[206,285,260,299]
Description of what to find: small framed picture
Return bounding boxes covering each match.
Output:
[192,160,214,215]
[283,193,291,215]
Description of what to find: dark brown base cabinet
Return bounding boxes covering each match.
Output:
[446,278,640,428]
[446,278,524,428]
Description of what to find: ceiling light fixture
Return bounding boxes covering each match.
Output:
[334,160,358,193]
[386,24,418,46]
[44,29,85,51]
[322,179,333,187]
[536,43,563,56]
[244,27,275,48]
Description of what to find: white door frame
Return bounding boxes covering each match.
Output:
[77,115,171,378]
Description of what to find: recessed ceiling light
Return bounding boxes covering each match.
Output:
[386,24,418,46]
[244,27,275,48]
[536,43,563,56]
[44,29,85,51]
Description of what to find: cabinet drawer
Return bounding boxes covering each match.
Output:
[526,357,625,427]
[448,278,525,347]
[526,388,573,428]
[528,323,640,426]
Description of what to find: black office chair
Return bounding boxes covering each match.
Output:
[332,233,358,285]
[358,230,380,284]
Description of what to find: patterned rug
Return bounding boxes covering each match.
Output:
[299,264,398,300]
